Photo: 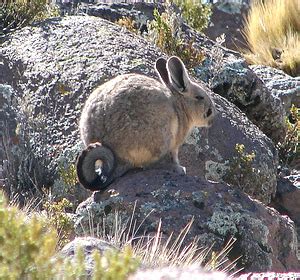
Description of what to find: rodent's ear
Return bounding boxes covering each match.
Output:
[167,56,190,93]
[155,57,170,86]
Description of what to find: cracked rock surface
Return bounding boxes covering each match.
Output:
[74,169,299,272]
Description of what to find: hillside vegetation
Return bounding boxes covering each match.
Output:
[242,0,300,76]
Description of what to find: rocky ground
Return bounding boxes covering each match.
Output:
[0,1,299,278]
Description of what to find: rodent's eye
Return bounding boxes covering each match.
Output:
[195,95,204,101]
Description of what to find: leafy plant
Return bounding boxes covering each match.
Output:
[0,0,58,37]
[242,0,300,76]
[277,104,299,166]
[222,144,271,200]
[43,198,74,248]
[92,247,139,280]
[172,0,212,32]
[0,191,58,279]
[224,144,256,189]
[148,7,204,69]
[116,16,138,34]
[0,191,140,279]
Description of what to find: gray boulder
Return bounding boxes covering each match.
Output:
[0,85,16,190]
[0,16,277,204]
[60,237,116,277]
[251,65,300,112]
[130,267,228,280]
[74,169,300,272]
[195,55,286,144]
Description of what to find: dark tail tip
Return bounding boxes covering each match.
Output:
[76,142,115,191]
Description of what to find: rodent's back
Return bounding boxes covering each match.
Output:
[79,74,177,166]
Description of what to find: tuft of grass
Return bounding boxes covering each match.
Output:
[82,207,241,275]
[0,190,241,278]
[242,0,300,76]
[0,0,59,37]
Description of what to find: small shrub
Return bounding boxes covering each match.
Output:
[116,16,138,34]
[0,0,58,37]
[58,163,78,187]
[43,198,74,248]
[277,104,299,166]
[0,192,58,279]
[222,144,271,200]
[92,247,139,280]
[242,0,300,76]
[2,108,56,202]
[207,33,226,87]
[223,144,256,190]
[148,7,204,69]
[0,192,140,279]
[172,0,212,32]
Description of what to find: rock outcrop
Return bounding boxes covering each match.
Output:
[251,65,300,112]
[74,169,299,272]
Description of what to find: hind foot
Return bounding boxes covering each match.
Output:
[172,164,186,175]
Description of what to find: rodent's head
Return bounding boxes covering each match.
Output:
[155,56,216,128]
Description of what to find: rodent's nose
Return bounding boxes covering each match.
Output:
[205,108,213,118]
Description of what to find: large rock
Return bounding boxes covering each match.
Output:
[130,267,228,280]
[270,175,300,257]
[195,56,286,144]
[251,65,300,112]
[0,85,17,189]
[182,91,277,204]
[204,1,250,51]
[74,169,300,273]
[59,237,116,277]
[0,16,277,204]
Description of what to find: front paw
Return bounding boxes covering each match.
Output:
[174,164,186,175]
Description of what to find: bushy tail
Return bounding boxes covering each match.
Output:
[76,142,115,191]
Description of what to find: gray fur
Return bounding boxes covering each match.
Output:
[77,56,216,191]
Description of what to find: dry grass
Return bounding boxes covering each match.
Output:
[82,206,241,276]
[242,0,300,76]
[7,195,241,276]
[0,0,58,37]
